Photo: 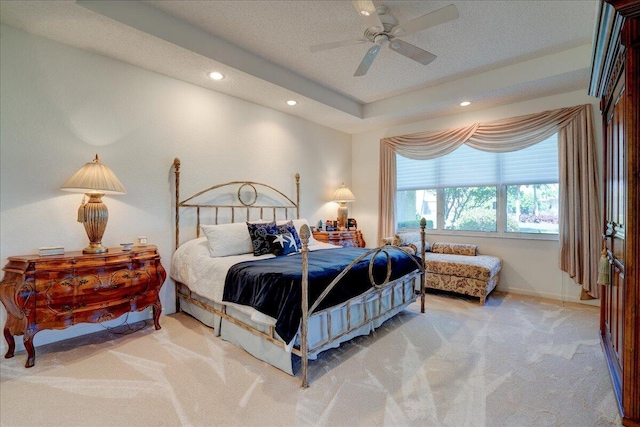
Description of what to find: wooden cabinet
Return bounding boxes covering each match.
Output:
[312,230,366,248]
[0,246,166,367]
[589,1,640,425]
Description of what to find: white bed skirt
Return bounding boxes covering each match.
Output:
[180,272,420,376]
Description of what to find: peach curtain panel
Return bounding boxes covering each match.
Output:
[379,104,601,297]
[558,106,601,298]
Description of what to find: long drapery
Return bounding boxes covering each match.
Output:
[379,104,601,297]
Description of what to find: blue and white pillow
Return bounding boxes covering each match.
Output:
[247,221,278,256]
[267,232,299,256]
[276,220,302,250]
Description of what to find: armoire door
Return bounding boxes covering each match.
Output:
[591,2,640,423]
[601,71,626,406]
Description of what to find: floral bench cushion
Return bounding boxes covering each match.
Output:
[431,242,477,256]
[425,253,502,281]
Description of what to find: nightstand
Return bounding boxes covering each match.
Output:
[312,230,366,248]
[0,245,166,367]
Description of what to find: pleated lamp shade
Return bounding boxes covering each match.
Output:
[332,183,356,203]
[60,154,125,254]
[60,154,126,195]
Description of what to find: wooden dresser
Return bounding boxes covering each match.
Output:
[312,230,366,248]
[0,246,166,367]
[589,1,640,425]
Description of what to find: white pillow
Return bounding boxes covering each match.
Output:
[200,223,253,257]
[277,219,318,246]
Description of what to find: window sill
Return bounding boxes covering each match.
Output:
[398,228,559,242]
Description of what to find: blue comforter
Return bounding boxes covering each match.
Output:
[222,247,419,344]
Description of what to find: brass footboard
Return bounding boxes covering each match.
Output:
[172,158,427,387]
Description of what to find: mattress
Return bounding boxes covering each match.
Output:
[170,237,340,325]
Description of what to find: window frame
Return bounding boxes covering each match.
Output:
[397,183,559,241]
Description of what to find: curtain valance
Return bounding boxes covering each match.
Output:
[381,104,587,159]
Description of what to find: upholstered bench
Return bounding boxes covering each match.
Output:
[384,233,502,305]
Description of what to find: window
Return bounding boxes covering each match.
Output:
[506,184,559,234]
[445,186,497,231]
[396,134,559,237]
[396,189,437,230]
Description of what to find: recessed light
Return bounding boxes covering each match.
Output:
[286,100,297,106]
[209,71,224,80]
[360,10,370,16]
[460,101,471,107]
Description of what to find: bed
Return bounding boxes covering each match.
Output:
[170,158,427,387]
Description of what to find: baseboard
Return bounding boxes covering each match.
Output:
[499,286,600,306]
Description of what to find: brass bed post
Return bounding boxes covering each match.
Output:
[174,158,181,312]
[419,218,426,313]
[300,224,310,388]
[295,173,300,219]
[174,158,181,251]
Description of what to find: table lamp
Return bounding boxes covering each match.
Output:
[60,154,126,254]
[332,183,356,230]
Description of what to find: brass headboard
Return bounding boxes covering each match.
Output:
[173,158,300,250]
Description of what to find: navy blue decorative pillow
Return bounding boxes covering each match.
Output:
[277,221,302,250]
[247,221,278,256]
[267,232,299,256]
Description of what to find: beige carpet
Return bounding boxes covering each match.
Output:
[0,292,621,426]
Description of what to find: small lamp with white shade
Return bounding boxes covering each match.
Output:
[60,154,126,254]
[332,183,356,230]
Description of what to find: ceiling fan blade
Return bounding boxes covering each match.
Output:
[354,45,381,76]
[310,38,369,52]
[352,0,384,32]
[389,40,437,65]
[391,4,459,37]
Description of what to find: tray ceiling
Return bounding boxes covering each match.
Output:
[0,0,599,133]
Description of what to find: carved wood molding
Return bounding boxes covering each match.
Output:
[604,48,626,107]
[608,0,640,18]
[589,2,626,98]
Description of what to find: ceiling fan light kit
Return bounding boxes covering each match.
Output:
[374,34,390,46]
[310,2,459,77]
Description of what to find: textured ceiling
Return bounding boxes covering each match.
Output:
[0,0,599,134]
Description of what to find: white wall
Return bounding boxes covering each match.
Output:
[0,25,351,354]
[351,90,603,304]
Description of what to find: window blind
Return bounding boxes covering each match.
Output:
[397,134,558,190]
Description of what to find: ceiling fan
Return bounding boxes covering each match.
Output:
[310,1,459,76]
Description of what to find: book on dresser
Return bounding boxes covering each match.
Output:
[0,245,167,367]
[38,246,65,256]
